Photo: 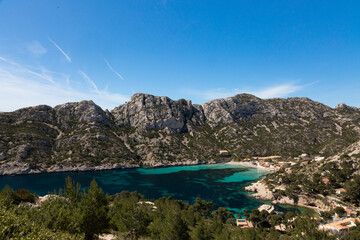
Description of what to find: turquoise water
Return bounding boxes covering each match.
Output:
[0,164,307,215]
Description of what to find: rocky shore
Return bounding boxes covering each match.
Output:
[0,161,141,176]
[245,180,274,200]
[0,159,224,176]
[245,180,331,212]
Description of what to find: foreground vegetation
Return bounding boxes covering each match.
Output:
[1,177,359,240]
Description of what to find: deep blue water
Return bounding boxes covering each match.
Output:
[0,164,308,215]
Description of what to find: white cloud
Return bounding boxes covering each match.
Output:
[253,84,303,98]
[48,37,71,63]
[185,83,306,101]
[27,41,47,56]
[104,58,125,80]
[0,57,129,112]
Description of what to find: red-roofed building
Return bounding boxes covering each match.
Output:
[322,178,330,184]
[345,208,358,217]
[319,218,359,235]
[335,188,347,194]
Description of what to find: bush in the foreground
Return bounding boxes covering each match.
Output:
[0,205,82,240]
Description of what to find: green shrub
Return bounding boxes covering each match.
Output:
[0,205,82,240]
[15,189,37,203]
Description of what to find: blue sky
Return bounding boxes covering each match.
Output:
[0,0,359,111]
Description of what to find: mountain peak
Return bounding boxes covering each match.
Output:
[335,103,359,111]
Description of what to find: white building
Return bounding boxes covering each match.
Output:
[319,218,359,235]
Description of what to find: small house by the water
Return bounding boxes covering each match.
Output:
[219,150,230,156]
[236,219,254,228]
[335,188,347,195]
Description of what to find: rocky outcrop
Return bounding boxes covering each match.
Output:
[272,195,331,212]
[245,180,331,212]
[202,94,333,126]
[54,100,112,127]
[335,103,359,112]
[0,161,140,176]
[245,180,274,200]
[1,92,360,175]
[111,93,205,133]
[0,161,42,175]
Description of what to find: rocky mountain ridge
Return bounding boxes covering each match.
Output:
[1,93,360,175]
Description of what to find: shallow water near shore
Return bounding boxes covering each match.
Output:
[0,164,311,215]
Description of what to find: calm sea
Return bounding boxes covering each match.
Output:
[0,164,310,215]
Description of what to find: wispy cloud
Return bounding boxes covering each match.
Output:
[27,41,47,56]
[104,58,125,80]
[48,37,71,63]
[184,83,308,101]
[0,57,129,112]
[79,70,99,92]
[253,84,304,98]
[0,56,55,83]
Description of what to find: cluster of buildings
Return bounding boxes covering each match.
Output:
[234,153,360,235]
[236,208,359,236]
[319,218,359,235]
[327,198,359,218]
[318,198,360,234]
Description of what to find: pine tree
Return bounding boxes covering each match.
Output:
[79,179,109,240]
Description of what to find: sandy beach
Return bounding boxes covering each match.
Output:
[225,161,272,171]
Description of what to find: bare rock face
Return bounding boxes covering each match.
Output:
[0,152,6,161]
[111,93,204,132]
[0,105,55,124]
[202,94,263,126]
[54,100,111,127]
[202,94,333,126]
[0,161,37,175]
[335,103,359,112]
[7,144,31,160]
[18,105,55,124]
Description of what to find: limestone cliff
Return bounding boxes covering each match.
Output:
[1,93,360,175]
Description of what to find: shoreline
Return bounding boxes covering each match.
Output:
[0,159,231,177]
[226,162,320,213]
[245,179,329,213]
[1,159,322,215]
[225,161,273,172]
[0,159,271,177]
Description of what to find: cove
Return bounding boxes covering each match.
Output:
[0,164,308,215]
